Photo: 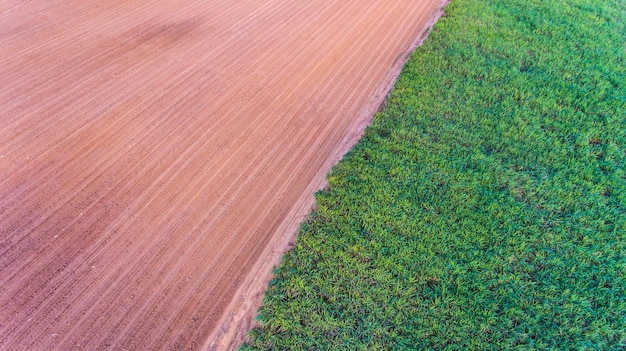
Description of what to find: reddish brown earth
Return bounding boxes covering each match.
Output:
[0,0,443,349]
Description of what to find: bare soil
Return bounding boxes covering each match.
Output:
[0,0,442,349]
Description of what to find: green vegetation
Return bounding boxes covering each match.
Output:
[242,0,626,349]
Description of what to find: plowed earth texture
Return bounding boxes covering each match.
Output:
[0,0,441,350]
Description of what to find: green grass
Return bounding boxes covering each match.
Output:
[241,0,626,349]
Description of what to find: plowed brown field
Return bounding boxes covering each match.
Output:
[0,0,441,349]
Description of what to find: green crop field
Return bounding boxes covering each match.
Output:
[241,0,626,349]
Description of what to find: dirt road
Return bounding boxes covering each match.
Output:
[0,0,441,349]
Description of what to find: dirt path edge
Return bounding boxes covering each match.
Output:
[204,1,451,350]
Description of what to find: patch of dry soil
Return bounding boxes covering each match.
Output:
[0,0,443,349]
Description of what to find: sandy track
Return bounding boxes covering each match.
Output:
[0,0,441,349]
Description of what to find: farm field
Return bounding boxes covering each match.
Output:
[243,0,626,349]
[0,0,442,350]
